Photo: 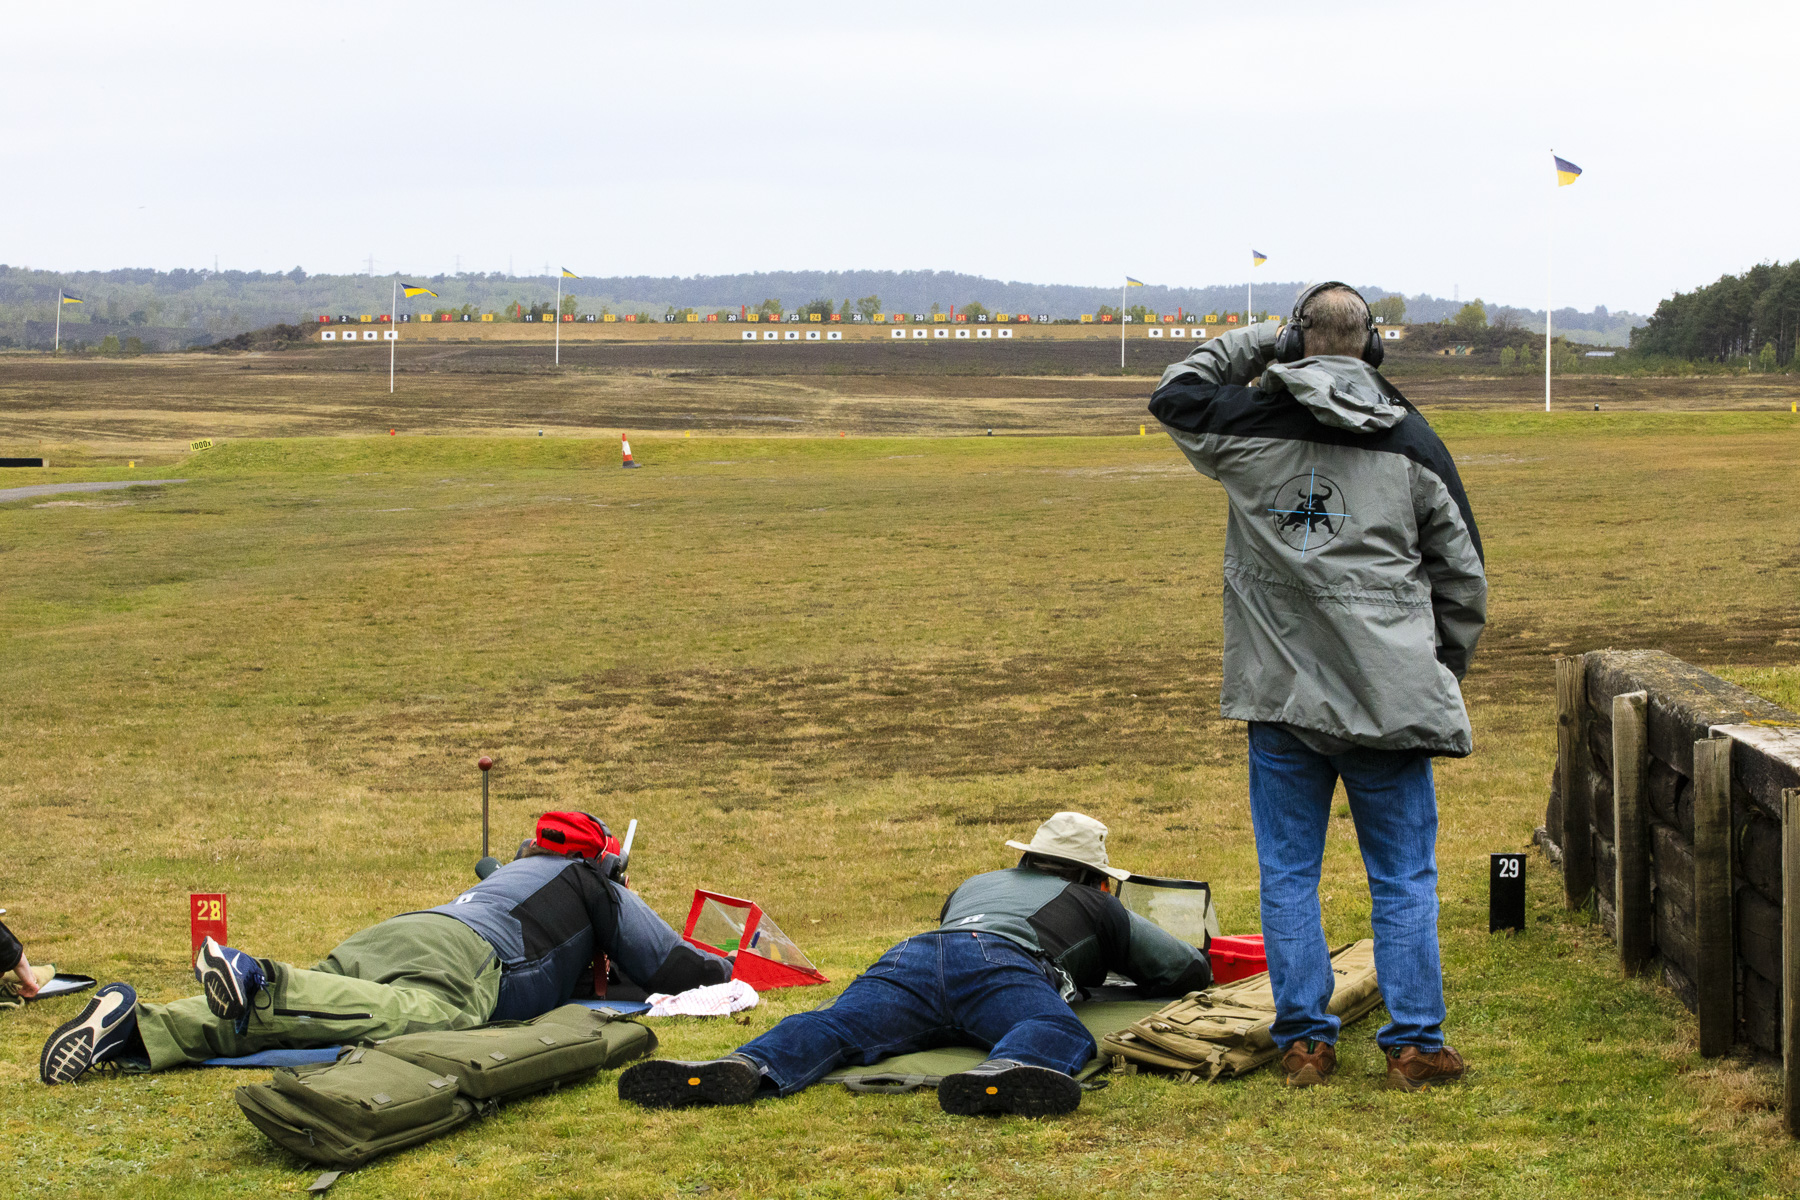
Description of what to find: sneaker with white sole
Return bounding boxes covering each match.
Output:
[194,936,264,1023]
[40,983,139,1085]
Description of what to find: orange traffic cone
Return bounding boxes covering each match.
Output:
[621,433,639,469]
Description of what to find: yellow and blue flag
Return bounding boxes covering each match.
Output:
[1125,276,1144,287]
[561,268,579,279]
[402,283,438,299]
[1252,250,1268,266]
[60,292,83,304]
[1554,155,1582,186]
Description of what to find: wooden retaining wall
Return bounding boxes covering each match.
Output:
[1538,649,1800,1131]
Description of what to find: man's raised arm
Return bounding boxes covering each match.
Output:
[1148,324,1280,480]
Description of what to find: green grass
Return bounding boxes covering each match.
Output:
[2,416,1798,1198]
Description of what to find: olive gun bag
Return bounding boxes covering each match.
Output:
[234,1048,474,1170]
[235,1005,656,1168]
[1101,939,1380,1081]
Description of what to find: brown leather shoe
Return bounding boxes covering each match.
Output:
[1279,1039,1337,1087]
[1384,1045,1466,1091]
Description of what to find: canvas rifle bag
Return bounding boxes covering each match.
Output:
[235,1004,656,1169]
[1102,939,1379,1081]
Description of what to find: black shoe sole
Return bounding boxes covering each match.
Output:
[618,1059,761,1109]
[938,1065,1081,1117]
[40,989,133,1085]
[196,941,246,1021]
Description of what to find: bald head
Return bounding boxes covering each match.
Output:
[1300,286,1371,359]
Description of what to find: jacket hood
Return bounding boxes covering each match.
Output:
[1263,356,1407,433]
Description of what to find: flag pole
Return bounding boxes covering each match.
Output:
[1544,156,1554,412]
[555,271,562,366]
[390,277,398,394]
[54,289,62,354]
[1120,279,1126,370]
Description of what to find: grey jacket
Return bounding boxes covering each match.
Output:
[1149,324,1487,756]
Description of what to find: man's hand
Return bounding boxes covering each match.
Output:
[12,952,39,999]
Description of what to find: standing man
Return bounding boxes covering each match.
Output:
[1149,284,1485,1091]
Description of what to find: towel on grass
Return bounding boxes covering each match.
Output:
[645,979,758,1018]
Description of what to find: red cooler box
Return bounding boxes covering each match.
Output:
[1208,934,1267,984]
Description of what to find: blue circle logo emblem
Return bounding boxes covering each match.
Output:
[1269,471,1348,553]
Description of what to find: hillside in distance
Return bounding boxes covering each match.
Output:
[0,264,1642,349]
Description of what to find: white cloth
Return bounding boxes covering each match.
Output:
[643,978,759,1018]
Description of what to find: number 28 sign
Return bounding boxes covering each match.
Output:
[190,893,228,957]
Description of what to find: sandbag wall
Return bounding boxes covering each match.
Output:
[1538,649,1800,1057]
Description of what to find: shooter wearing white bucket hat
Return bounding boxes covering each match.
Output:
[621,809,1208,1118]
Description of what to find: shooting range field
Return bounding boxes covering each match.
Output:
[0,361,1798,1197]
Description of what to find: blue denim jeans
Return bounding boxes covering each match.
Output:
[1247,722,1446,1052]
[733,931,1096,1095]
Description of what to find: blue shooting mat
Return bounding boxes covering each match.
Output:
[198,999,653,1067]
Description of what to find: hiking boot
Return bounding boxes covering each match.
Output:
[194,937,264,1024]
[618,1055,763,1108]
[40,983,139,1085]
[1280,1038,1337,1087]
[1385,1045,1466,1092]
[938,1059,1082,1117]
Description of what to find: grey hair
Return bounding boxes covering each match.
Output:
[1300,286,1371,358]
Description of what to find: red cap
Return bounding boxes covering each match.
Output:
[533,811,619,861]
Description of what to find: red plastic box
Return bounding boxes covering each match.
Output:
[1208,934,1267,984]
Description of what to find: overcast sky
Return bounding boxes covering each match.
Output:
[8,1,1794,313]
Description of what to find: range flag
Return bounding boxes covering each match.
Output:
[561,268,579,279]
[401,284,438,299]
[1553,155,1583,186]
[60,293,83,304]
[1125,277,1145,287]
[1251,251,1268,266]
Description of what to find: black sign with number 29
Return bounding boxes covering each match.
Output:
[1490,853,1526,933]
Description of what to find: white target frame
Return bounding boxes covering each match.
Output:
[998,328,1013,339]
[383,330,398,340]
[891,328,907,339]
[805,330,821,341]
[784,330,800,340]
[934,328,949,339]
[826,331,842,341]
[954,328,971,339]
[321,331,336,341]
[764,331,779,341]
[1148,328,1163,338]
[742,331,757,340]
[912,329,928,339]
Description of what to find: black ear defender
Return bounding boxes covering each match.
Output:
[1272,280,1384,368]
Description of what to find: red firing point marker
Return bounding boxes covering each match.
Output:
[478,756,493,771]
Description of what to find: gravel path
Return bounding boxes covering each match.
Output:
[0,479,187,503]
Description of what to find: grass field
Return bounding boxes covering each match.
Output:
[1,359,1798,1198]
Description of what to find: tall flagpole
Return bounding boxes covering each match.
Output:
[1120,280,1126,369]
[390,277,398,394]
[54,289,63,354]
[555,271,562,366]
[1544,164,1554,412]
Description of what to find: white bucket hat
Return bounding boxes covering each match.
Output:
[1006,812,1131,882]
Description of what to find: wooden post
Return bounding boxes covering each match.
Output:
[1692,736,1734,1056]
[1783,787,1800,1137]
[1558,656,1594,909]
[1613,691,1652,972]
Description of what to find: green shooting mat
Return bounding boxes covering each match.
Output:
[820,999,1167,1093]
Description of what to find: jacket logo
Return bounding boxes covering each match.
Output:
[1269,470,1348,553]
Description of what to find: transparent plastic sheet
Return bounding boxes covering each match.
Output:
[742,912,815,972]
[1117,876,1220,945]
[690,897,751,954]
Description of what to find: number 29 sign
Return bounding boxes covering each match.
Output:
[190,893,228,957]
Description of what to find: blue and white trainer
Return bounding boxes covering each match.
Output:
[40,983,139,1084]
[195,936,264,1023]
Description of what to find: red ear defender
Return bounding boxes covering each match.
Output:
[534,811,616,859]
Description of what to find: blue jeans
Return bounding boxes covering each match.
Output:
[1247,722,1446,1052]
[733,932,1096,1095]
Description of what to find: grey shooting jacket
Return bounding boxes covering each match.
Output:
[1149,323,1487,756]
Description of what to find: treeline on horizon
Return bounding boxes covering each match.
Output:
[0,264,1641,349]
[1630,260,1800,367]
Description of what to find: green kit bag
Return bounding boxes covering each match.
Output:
[376,1004,656,1101]
[235,1005,656,1169]
[235,1048,474,1169]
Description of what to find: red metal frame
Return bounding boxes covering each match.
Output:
[681,888,828,990]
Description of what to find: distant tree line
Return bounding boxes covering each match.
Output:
[1630,261,1800,366]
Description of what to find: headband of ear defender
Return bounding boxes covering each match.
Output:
[1272,280,1384,368]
